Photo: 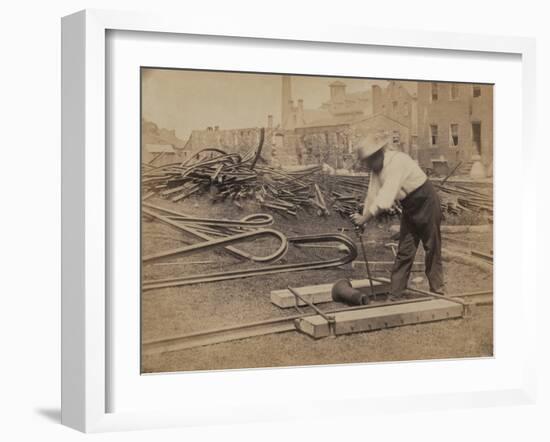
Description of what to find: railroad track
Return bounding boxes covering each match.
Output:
[142,290,492,356]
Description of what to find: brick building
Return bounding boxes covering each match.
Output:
[415,82,493,172]
[179,78,492,172]
[279,78,415,168]
[183,77,416,169]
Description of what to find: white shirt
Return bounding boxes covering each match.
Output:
[363,150,427,217]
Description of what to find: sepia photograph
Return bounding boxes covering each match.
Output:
[140,68,493,374]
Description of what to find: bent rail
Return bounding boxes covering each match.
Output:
[143,227,288,263]
[143,202,274,228]
[142,233,358,291]
[142,206,284,263]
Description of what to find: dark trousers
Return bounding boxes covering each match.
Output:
[391,180,445,296]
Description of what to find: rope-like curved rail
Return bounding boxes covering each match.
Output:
[143,227,288,263]
[143,202,274,228]
[142,233,358,291]
[142,205,282,263]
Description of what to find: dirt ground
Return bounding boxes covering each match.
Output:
[141,194,493,374]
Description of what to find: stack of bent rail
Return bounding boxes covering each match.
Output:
[142,204,358,291]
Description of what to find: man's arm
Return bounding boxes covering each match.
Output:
[362,173,378,216]
[366,163,406,217]
[350,174,378,226]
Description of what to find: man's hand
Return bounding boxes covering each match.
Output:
[350,213,369,227]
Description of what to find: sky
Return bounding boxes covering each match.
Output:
[141,68,415,141]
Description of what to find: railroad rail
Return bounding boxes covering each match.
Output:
[142,290,492,355]
[142,233,358,291]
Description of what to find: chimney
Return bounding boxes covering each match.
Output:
[297,99,304,125]
[281,76,292,129]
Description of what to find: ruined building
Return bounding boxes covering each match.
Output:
[141,118,188,166]
[275,77,415,168]
[182,77,493,173]
[183,76,415,168]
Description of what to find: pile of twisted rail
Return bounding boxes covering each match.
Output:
[142,203,357,291]
[142,129,327,216]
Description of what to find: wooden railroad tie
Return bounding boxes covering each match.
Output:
[295,298,464,339]
[270,278,391,309]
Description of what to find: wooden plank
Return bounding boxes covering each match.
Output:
[270,278,391,309]
[296,299,463,339]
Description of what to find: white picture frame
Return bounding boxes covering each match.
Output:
[61,9,537,433]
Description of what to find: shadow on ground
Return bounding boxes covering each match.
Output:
[35,407,61,423]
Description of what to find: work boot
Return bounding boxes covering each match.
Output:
[431,286,447,297]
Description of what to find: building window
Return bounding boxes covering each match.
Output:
[473,85,481,97]
[430,125,438,146]
[450,124,459,146]
[392,101,398,112]
[403,103,409,116]
[431,83,438,102]
[450,84,459,100]
[472,122,482,154]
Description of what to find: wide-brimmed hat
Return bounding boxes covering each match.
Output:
[356,132,390,160]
